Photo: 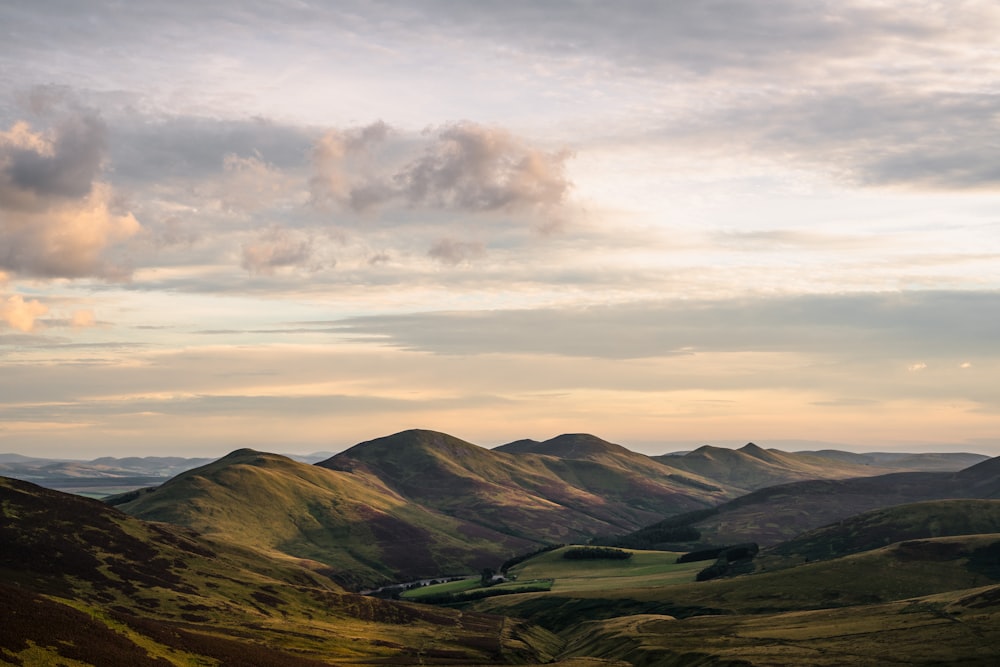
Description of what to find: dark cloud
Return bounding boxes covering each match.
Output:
[111,115,316,185]
[333,290,1000,360]
[312,121,572,223]
[0,113,105,211]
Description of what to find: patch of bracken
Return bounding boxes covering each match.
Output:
[113,613,333,667]
[0,583,172,667]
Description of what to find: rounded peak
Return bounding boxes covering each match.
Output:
[526,433,629,459]
[331,429,485,463]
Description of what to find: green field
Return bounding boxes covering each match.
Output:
[404,546,703,602]
[508,546,704,593]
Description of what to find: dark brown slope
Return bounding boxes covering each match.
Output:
[613,454,1000,549]
[320,430,734,545]
[0,476,560,666]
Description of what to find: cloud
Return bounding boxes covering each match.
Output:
[427,238,486,265]
[311,121,572,224]
[908,362,928,372]
[241,227,318,275]
[1,294,48,332]
[333,290,1000,361]
[0,113,105,211]
[0,115,140,279]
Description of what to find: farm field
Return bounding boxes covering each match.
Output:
[404,546,703,602]
[507,547,704,593]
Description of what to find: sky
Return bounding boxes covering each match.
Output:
[1,1,999,458]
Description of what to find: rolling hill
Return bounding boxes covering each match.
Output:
[319,430,734,541]
[0,475,560,666]
[473,533,1000,664]
[654,442,988,492]
[759,498,1000,568]
[114,448,544,589]
[610,454,1000,549]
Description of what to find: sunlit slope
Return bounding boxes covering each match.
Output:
[615,454,1000,548]
[115,448,537,588]
[322,430,733,543]
[1,476,560,666]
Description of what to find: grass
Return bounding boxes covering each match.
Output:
[508,546,704,594]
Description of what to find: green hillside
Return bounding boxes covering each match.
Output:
[115,448,543,589]
[0,476,560,665]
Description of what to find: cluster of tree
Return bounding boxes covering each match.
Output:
[694,543,759,582]
[562,547,632,560]
[592,508,716,550]
[500,543,564,573]
[677,543,759,564]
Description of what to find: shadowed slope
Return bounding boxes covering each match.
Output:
[613,454,1000,549]
[1,476,560,665]
[321,430,733,545]
[761,498,1000,568]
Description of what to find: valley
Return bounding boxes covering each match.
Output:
[2,429,999,665]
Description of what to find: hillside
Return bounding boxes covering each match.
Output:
[320,430,733,543]
[655,442,987,493]
[474,533,1000,663]
[760,498,1000,568]
[115,448,541,589]
[610,454,1000,549]
[0,476,559,666]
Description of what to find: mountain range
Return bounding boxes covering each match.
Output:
[3,428,999,665]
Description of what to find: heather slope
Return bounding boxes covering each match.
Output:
[611,454,1000,549]
[1,475,560,666]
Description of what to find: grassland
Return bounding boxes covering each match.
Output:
[507,546,703,594]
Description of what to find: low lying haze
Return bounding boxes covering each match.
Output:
[1,1,998,457]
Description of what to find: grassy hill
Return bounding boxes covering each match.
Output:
[654,442,987,493]
[0,475,562,666]
[114,448,545,589]
[544,533,1000,665]
[320,430,734,543]
[760,498,1000,569]
[555,583,1000,666]
[610,454,1000,549]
